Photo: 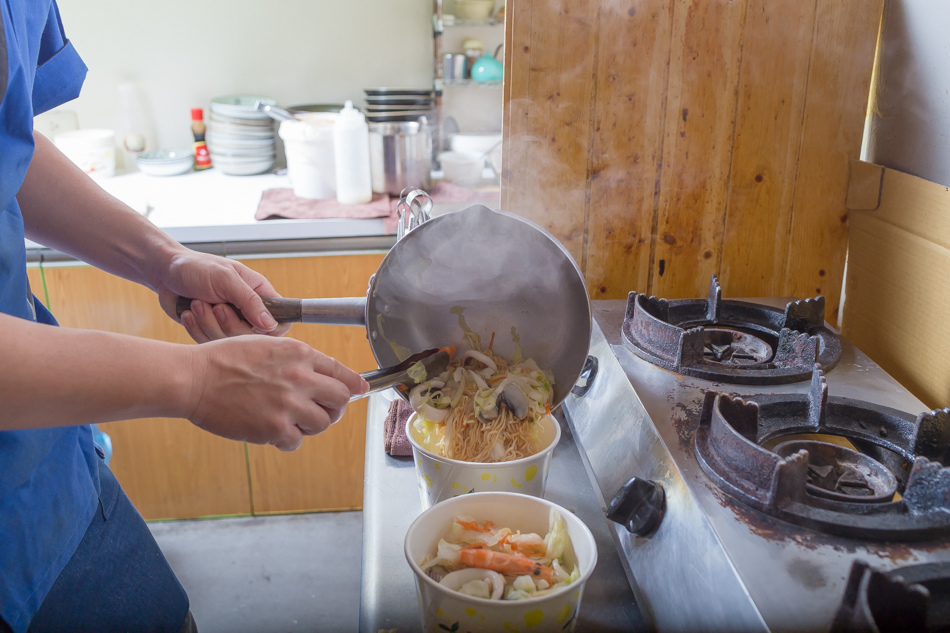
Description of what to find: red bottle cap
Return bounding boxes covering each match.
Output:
[190,108,204,121]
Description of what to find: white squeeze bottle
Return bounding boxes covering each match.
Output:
[333,100,373,204]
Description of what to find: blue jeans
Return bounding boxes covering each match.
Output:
[4,458,193,633]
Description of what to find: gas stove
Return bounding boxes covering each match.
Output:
[561,277,950,632]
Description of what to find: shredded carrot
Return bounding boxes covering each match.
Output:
[545,403,551,415]
[487,332,496,353]
[488,376,506,385]
[456,519,494,533]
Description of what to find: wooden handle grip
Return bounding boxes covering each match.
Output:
[175,296,304,323]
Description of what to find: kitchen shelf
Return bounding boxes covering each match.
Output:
[442,16,504,27]
[432,0,505,145]
[442,79,502,87]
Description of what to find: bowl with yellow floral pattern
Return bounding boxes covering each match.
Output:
[404,491,597,633]
[406,413,561,509]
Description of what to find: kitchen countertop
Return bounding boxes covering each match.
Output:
[25,169,498,261]
[26,169,396,260]
[360,393,646,633]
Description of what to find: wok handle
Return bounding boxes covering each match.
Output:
[174,296,367,327]
[175,296,303,322]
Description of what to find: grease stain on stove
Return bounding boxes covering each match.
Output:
[785,557,828,589]
[671,399,703,457]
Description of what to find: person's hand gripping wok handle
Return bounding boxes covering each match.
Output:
[154,251,368,450]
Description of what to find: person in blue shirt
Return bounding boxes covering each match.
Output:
[0,2,368,632]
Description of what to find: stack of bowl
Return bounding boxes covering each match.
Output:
[364,88,435,124]
[207,95,278,176]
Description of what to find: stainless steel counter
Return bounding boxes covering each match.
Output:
[360,394,646,633]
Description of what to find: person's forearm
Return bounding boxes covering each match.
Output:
[17,132,185,291]
[0,312,196,429]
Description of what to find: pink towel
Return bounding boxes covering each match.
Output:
[255,183,499,235]
[383,398,415,458]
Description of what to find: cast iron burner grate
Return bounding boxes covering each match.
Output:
[622,275,841,384]
[694,366,950,541]
[831,559,950,632]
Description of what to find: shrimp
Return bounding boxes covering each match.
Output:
[459,546,556,583]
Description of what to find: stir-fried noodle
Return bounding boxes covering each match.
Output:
[410,341,554,463]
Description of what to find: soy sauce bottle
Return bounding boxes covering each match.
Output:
[191,108,212,170]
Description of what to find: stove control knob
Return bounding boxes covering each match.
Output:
[571,355,599,398]
[606,477,666,538]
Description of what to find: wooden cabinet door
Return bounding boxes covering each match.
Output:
[238,254,384,514]
[28,251,385,519]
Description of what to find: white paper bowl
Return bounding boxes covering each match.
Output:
[406,413,560,510]
[405,492,597,633]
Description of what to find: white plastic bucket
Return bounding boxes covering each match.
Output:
[54,129,116,178]
[278,113,338,199]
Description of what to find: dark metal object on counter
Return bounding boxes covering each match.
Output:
[830,559,941,633]
[622,274,841,384]
[606,477,666,537]
[694,366,950,540]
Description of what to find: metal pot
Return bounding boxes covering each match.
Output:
[178,199,591,409]
[368,118,432,195]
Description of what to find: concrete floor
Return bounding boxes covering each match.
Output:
[149,512,362,633]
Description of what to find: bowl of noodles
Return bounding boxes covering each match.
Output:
[405,492,597,632]
[405,334,562,508]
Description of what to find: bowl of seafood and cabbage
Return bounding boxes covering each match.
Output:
[404,492,597,633]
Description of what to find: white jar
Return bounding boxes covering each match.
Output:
[278,113,338,199]
[332,101,373,204]
[54,129,116,178]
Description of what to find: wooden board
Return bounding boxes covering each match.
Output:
[585,0,671,299]
[780,0,883,324]
[29,252,385,519]
[841,161,950,409]
[503,0,882,320]
[651,0,745,299]
[502,0,599,265]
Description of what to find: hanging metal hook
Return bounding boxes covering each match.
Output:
[396,187,433,240]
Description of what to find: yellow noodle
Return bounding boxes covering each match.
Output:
[423,348,545,463]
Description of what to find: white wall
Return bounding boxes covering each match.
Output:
[867,0,950,187]
[46,0,503,157]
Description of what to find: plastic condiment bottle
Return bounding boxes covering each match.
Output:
[333,101,372,204]
[191,108,213,171]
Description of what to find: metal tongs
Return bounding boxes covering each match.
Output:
[352,346,454,402]
[395,187,433,241]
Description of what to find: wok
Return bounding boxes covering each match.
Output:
[178,203,592,409]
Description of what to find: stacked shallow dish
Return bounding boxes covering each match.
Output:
[207,95,277,176]
[136,149,193,177]
[364,88,434,124]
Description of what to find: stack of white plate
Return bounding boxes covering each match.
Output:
[207,95,277,176]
